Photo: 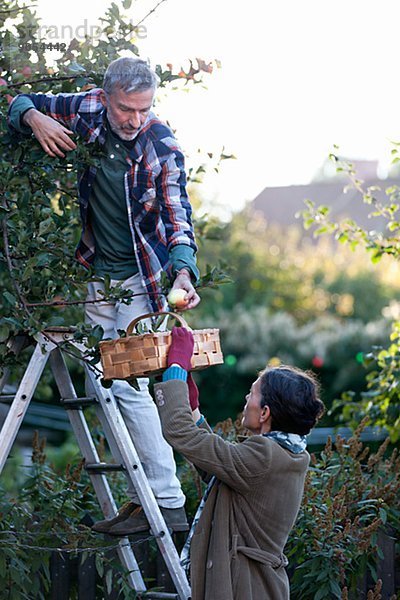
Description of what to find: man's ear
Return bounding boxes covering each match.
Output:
[99,90,107,108]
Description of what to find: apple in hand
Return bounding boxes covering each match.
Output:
[167,288,188,309]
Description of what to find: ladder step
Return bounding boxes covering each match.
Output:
[85,462,126,473]
[61,396,98,409]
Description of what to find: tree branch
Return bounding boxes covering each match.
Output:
[0,5,36,15]
[132,0,168,28]
[8,74,92,89]
[41,331,103,375]
[25,290,163,308]
[1,196,30,313]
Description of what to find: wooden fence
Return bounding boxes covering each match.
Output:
[47,527,398,600]
[49,530,187,600]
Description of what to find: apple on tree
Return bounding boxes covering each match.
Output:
[21,65,32,78]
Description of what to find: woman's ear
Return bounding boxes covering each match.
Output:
[260,404,270,424]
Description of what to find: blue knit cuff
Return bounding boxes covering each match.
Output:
[196,414,205,426]
[163,365,188,382]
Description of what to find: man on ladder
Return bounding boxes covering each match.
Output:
[8,56,200,536]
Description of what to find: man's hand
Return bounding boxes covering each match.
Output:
[171,269,200,310]
[23,109,77,158]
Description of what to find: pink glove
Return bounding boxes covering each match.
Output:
[167,326,194,371]
[188,373,199,411]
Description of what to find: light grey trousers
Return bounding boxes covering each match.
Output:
[85,273,185,509]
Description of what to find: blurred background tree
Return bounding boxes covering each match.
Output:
[299,153,400,440]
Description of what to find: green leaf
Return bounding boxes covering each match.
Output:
[95,553,104,577]
[314,584,330,600]
[3,291,17,307]
[38,217,55,236]
[0,324,10,342]
[105,569,113,594]
[68,62,86,74]
[329,579,342,598]
[379,507,387,524]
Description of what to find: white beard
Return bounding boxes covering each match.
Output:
[107,112,140,141]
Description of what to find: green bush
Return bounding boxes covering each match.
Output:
[0,432,136,599]
[1,424,398,599]
[287,426,399,599]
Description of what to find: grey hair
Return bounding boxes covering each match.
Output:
[103,57,158,95]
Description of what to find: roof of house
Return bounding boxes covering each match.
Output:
[252,173,400,233]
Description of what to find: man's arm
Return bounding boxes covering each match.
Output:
[7,92,87,157]
[154,379,271,492]
[155,146,200,309]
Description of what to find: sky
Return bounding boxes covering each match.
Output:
[33,0,400,215]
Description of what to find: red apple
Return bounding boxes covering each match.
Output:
[167,288,188,309]
[21,65,32,78]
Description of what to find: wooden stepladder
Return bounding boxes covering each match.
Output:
[0,329,191,600]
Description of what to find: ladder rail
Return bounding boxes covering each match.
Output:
[86,364,191,600]
[0,339,50,473]
[49,349,147,593]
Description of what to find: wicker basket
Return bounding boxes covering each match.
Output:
[99,311,223,380]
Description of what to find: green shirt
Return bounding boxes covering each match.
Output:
[89,127,138,280]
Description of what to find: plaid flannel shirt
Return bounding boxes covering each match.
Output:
[8,88,198,312]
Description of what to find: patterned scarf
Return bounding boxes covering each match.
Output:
[180,431,307,571]
[262,430,307,453]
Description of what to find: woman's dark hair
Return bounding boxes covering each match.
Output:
[259,365,325,435]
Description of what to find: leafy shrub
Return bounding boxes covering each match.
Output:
[333,320,400,442]
[0,433,134,599]
[287,428,399,598]
[1,422,399,599]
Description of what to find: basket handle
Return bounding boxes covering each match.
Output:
[125,311,191,336]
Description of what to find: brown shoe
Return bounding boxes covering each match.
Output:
[91,501,139,534]
[107,505,149,535]
[160,507,189,532]
[108,506,189,536]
